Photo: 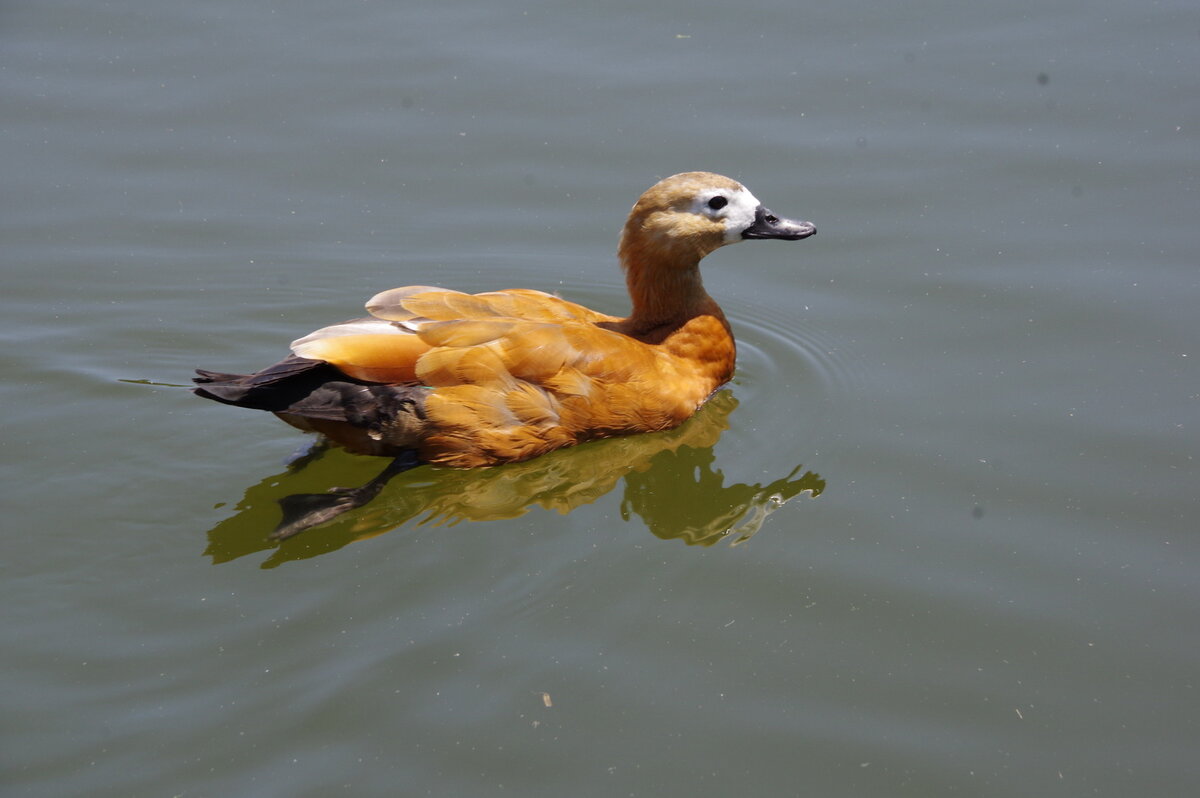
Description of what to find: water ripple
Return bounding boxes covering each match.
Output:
[725,300,863,407]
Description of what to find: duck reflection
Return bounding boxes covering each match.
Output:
[203,391,824,566]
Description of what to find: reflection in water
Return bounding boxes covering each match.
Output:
[203,391,825,567]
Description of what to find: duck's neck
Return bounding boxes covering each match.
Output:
[616,240,727,340]
[607,237,736,389]
[627,260,706,324]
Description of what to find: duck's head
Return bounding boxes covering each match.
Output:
[618,171,816,270]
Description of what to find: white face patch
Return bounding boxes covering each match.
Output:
[689,186,761,244]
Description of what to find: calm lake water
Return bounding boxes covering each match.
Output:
[3,0,1197,796]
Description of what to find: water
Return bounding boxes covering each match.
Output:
[3,1,1197,796]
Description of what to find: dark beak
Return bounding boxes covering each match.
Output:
[742,205,816,241]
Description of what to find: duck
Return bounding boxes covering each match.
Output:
[194,171,816,469]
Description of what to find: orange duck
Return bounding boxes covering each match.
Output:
[194,172,816,468]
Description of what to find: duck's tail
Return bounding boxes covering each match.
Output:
[193,355,431,455]
[193,355,343,410]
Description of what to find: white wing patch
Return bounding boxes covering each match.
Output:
[291,318,411,358]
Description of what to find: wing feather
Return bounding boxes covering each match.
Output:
[290,317,429,383]
[503,382,561,427]
[416,344,517,388]
[414,319,517,348]
[365,286,457,321]
[400,291,505,321]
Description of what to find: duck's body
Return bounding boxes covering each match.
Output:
[194,172,815,467]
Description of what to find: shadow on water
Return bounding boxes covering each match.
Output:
[202,390,825,568]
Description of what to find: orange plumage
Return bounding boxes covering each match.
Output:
[194,172,815,467]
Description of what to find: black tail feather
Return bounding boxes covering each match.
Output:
[192,355,349,411]
[193,354,429,453]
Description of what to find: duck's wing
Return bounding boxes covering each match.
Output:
[235,284,704,466]
[408,315,698,467]
[290,286,616,384]
[366,286,610,324]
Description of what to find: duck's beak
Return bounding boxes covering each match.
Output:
[741,205,816,241]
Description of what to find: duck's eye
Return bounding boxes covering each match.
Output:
[707,196,728,211]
